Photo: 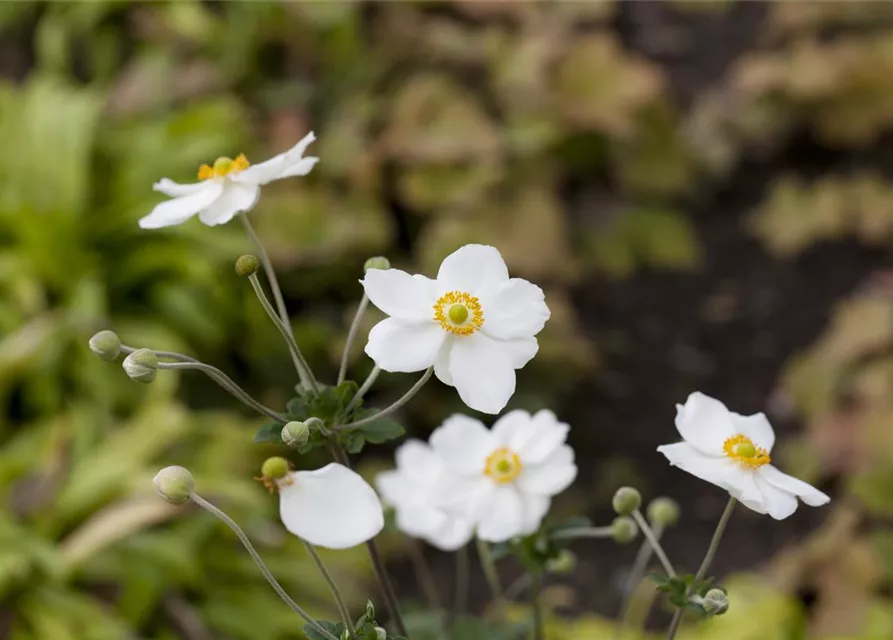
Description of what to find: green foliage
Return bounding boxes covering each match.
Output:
[649,573,725,619]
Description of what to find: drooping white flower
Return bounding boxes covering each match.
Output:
[361,245,550,414]
[657,392,830,520]
[278,463,384,549]
[428,410,577,543]
[376,440,474,551]
[139,132,318,229]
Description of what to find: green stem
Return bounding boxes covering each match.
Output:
[302,541,355,639]
[338,294,369,386]
[346,365,380,413]
[455,544,469,617]
[189,493,338,640]
[531,571,544,640]
[240,214,292,337]
[615,523,664,640]
[336,367,431,431]
[549,526,613,541]
[631,510,676,578]
[407,537,442,610]
[666,497,736,640]
[476,538,503,605]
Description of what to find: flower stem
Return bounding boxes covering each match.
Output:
[346,365,381,414]
[666,497,736,640]
[549,526,614,541]
[407,537,442,610]
[338,294,369,386]
[531,571,544,640]
[156,361,287,423]
[302,540,355,639]
[189,493,338,640]
[240,214,292,336]
[631,510,676,578]
[615,523,664,640]
[248,273,319,394]
[335,367,432,431]
[476,538,504,606]
[454,544,469,617]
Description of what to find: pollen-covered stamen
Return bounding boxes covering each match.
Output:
[484,447,522,484]
[723,434,770,469]
[198,153,250,180]
[433,290,484,336]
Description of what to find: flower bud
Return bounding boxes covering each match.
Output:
[123,348,158,383]
[365,600,375,621]
[235,254,260,277]
[612,486,642,516]
[611,516,638,544]
[153,466,194,505]
[702,588,729,615]
[261,456,290,480]
[364,256,390,272]
[89,330,122,361]
[374,628,387,640]
[647,497,681,527]
[546,549,577,575]
[281,421,311,448]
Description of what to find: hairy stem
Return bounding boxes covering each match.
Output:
[346,365,381,414]
[476,538,503,606]
[615,523,664,640]
[631,510,676,578]
[338,294,369,386]
[302,541,355,639]
[336,367,432,431]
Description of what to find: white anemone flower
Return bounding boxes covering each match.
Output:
[428,410,577,543]
[139,132,318,229]
[376,440,474,551]
[361,244,550,414]
[277,463,384,549]
[657,392,830,520]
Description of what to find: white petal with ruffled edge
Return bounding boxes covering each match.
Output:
[516,445,577,495]
[730,411,776,452]
[759,465,829,507]
[479,279,550,340]
[674,392,736,454]
[361,270,437,321]
[436,244,509,295]
[199,182,260,226]
[139,181,224,229]
[448,332,515,414]
[429,414,495,474]
[232,132,317,185]
[365,318,445,373]
[279,463,384,549]
[476,485,525,542]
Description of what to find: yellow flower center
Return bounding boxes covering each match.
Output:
[198,154,250,180]
[433,291,484,336]
[484,447,522,484]
[723,434,770,469]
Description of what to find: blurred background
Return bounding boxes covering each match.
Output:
[1,1,892,638]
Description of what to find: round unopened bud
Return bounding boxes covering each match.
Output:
[235,254,260,277]
[546,549,577,575]
[281,421,311,448]
[374,628,387,640]
[611,516,638,544]
[89,330,122,361]
[364,256,390,272]
[123,348,158,383]
[612,486,642,516]
[153,466,194,505]
[647,497,681,527]
[261,456,290,480]
[702,588,729,615]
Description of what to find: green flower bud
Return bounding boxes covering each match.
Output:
[647,497,681,527]
[611,516,638,544]
[261,456,290,480]
[281,421,311,448]
[235,254,260,277]
[89,330,122,361]
[365,600,376,621]
[341,631,350,640]
[374,628,387,640]
[612,486,642,516]
[546,549,577,575]
[364,256,390,272]
[123,348,158,383]
[702,588,729,615]
[153,466,194,505]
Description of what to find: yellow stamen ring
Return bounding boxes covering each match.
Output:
[198,153,250,180]
[723,434,770,468]
[433,290,484,336]
[484,447,522,484]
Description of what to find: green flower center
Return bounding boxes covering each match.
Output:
[448,303,469,325]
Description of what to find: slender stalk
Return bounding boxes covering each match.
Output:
[476,538,503,605]
[121,345,200,363]
[666,498,736,640]
[241,214,292,337]
[156,362,286,423]
[338,294,369,386]
[248,273,318,394]
[336,368,432,431]
[615,523,664,640]
[631,510,676,578]
[455,544,469,617]
[189,493,338,640]
[302,541,354,639]
[329,445,408,637]
[407,537,442,610]
[531,572,544,640]
[550,526,613,541]
[503,573,533,601]
[345,365,381,413]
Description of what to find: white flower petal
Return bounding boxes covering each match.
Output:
[425,517,475,551]
[724,466,765,507]
[476,485,526,542]
[480,279,550,340]
[198,182,260,226]
[502,336,539,369]
[674,392,736,455]
[520,494,551,535]
[153,177,207,197]
[138,182,224,229]
[516,445,577,496]
[753,473,798,520]
[491,409,569,464]
[232,132,317,185]
[375,469,413,508]
[395,439,443,479]
[433,340,454,385]
[657,442,737,491]
[361,270,437,321]
[449,332,515,414]
[730,411,776,452]
[436,244,509,295]
[396,505,448,539]
[365,318,445,373]
[429,414,495,474]
[279,464,384,549]
[759,465,830,507]
[280,156,319,178]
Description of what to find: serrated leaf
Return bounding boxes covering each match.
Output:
[254,422,284,444]
[304,620,345,640]
[350,410,405,444]
[344,430,366,454]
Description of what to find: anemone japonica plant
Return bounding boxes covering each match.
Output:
[89,133,831,640]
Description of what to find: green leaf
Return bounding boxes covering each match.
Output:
[335,380,359,409]
[253,422,284,444]
[356,417,405,444]
[343,430,366,454]
[286,396,310,420]
[304,620,345,640]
